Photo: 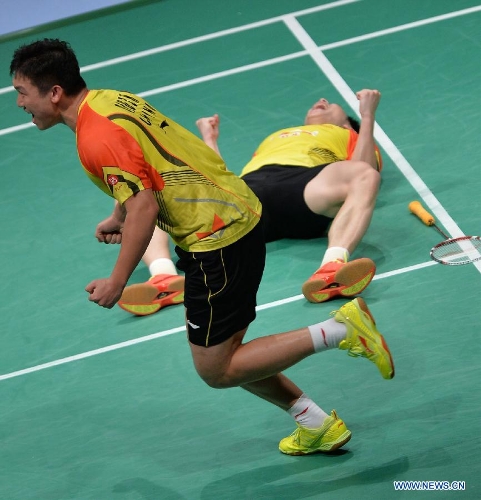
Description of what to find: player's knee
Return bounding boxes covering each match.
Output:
[197,369,236,389]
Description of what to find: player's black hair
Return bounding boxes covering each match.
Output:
[347,116,360,133]
[10,38,87,96]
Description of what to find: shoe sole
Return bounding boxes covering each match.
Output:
[356,298,395,379]
[280,430,352,456]
[339,298,395,379]
[302,258,375,303]
[118,276,185,316]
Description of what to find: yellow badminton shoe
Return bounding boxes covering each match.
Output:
[335,298,395,379]
[279,410,351,455]
[302,258,376,303]
[118,274,184,316]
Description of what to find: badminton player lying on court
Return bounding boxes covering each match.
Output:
[10,38,394,455]
[118,89,383,316]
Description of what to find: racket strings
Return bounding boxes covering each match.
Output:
[431,236,481,265]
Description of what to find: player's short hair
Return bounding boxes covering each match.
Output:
[10,38,87,96]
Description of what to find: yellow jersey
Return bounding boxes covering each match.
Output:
[76,90,261,251]
[241,124,382,176]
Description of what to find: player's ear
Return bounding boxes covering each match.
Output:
[50,85,63,103]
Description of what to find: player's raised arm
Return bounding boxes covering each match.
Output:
[350,89,381,171]
[196,114,222,157]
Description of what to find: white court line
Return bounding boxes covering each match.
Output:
[0,6,478,381]
[0,121,34,135]
[318,5,481,51]
[139,51,306,98]
[2,3,478,95]
[1,4,480,136]
[0,0,359,95]
[1,52,310,137]
[0,260,437,382]
[283,15,481,273]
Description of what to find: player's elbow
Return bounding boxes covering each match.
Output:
[125,189,159,221]
[356,162,381,196]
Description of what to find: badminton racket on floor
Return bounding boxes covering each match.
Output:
[408,201,481,265]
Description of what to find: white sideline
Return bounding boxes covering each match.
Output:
[0,261,437,382]
[1,5,479,135]
[282,15,481,272]
[0,0,359,95]
[2,2,479,98]
[0,3,479,382]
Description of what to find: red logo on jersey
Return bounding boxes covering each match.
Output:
[107,174,119,186]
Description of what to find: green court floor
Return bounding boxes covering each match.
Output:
[0,1,480,498]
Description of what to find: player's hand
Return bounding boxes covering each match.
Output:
[85,277,124,309]
[196,114,220,142]
[95,215,123,244]
[356,89,381,119]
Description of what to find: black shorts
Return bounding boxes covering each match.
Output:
[242,165,333,242]
[175,221,266,347]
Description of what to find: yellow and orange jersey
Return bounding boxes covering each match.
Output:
[76,90,261,251]
[241,124,382,176]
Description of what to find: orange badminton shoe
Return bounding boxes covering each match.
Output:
[118,274,184,316]
[302,258,375,303]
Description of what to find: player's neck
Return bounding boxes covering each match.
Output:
[62,88,89,132]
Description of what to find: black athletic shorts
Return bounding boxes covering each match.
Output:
[242,164,333,242]
[175,221,266,347]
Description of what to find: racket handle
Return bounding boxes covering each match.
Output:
[409,200,435,226]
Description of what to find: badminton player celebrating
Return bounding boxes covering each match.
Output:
[10,38,394,456]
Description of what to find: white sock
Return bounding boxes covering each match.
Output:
[321,247,350,267]
[308,318,347,352]
[148,258,178,277]
[287,394,329,428]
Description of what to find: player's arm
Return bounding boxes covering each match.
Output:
[196,114,222,157]
[350,89,381,171]
[95,202,126,244]
[86,189,158,308]
[111,188,158,286]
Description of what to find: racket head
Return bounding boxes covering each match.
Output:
[430,236,481,265]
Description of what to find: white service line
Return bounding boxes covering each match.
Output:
[80,0,359,73]
[0,0,359,96]
[0,6,478,382]
[0,260,437,383]
[2,5,479,136]
[0,52,309,137]
[0,326,185,382]
[318,5,481,52]
[139,51,306,98]
[1,2,478,97]
[0,121,34,136]
[282,15,481,274]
